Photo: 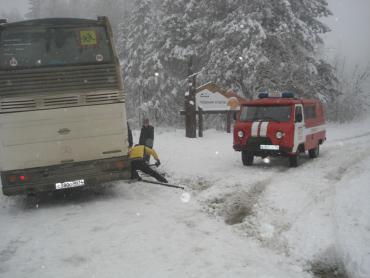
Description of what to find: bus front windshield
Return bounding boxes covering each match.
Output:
[240,105,292,122]
[0,25,113,69]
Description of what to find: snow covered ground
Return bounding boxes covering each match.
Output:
[1,118,370,278]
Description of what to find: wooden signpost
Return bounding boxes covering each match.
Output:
[183,81,246,138]
[185,58,197,138]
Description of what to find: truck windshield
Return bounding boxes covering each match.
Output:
[240,105,292,122]
[0,25,113,69]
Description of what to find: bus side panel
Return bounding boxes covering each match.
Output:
[0,103,128,171]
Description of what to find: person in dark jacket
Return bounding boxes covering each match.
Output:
[127,122,133,148]
[139,118,154,148]
[129,145,167,183]
[139,118,154,162]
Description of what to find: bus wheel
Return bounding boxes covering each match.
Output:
[309,145,320,159]
[242,151,254,166]
[289,154,299,167]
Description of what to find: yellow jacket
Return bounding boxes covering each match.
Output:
[129,145,159,161]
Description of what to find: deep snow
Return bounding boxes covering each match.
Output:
[1,118,370,278]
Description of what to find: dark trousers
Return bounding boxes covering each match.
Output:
[131,160,168,183]
[143,141,153,162]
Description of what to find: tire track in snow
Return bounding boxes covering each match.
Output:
[198,129,370,273]
[329,131,370,143]
[252,136,370,273]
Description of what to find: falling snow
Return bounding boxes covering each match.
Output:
[1,119,370,277]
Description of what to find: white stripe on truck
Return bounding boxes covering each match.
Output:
[260,122,269,137]
[251,122,259,137]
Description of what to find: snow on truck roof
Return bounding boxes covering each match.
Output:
[241,92,322,106]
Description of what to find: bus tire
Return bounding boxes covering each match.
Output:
[309,145,320,159]
[289,154,299,167]
[242,151,254,166]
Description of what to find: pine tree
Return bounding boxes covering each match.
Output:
[200,0,336,101]
[118,0,167,124]
[118,0,339,124]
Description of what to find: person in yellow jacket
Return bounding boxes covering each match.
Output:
[129,145,168,183]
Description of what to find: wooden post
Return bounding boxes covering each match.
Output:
[198,107,203,137]
[185,57,197,138]
[226,111,231,133]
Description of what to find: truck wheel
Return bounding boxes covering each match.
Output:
[242,151,254,166]
[289,154,299,167]
[308,145,320,158]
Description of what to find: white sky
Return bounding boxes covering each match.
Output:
[0,0,28,14]
[324,0,370,69]
[1,0,369,70]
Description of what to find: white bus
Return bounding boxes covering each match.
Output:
[0,17,131,196]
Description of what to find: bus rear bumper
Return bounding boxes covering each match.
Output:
[1,156,131,196]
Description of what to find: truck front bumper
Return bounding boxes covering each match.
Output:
[233,137,293,157]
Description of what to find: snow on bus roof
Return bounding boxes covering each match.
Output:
[0,18,104,28]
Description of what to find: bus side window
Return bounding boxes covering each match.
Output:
[295,106,303,123]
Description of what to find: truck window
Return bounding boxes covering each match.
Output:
[295,106,303,122]
[240,105,292,122]
[304,105,317,119]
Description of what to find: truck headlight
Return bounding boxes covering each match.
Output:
[276,131,284,139]
[237,130,244,138]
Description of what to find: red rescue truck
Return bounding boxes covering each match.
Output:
[233,92,326,167]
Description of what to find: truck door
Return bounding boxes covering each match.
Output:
[293,104,305,153]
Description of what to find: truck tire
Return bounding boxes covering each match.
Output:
[242,151,254,166]
[289,154,299,167]
[308,145,320,159]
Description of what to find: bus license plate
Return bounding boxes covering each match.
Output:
[260,145,279,150]
[56,179,85,190]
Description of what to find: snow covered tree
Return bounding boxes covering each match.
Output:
[200,0,336,101]
[118,0,169,125]
[122,0,217,125]
[158,0,208,77]
[118,0,339,125]
[149,0,211,125]
[330,60,370,122]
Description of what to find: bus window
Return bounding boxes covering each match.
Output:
[0,26,113,69]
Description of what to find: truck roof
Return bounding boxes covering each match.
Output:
[240,98,322,106]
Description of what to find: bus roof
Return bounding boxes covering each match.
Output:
[0,17,105,29]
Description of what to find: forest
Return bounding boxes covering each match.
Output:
[2,0,369,126]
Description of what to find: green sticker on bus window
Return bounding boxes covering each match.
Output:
[79,30,98,46]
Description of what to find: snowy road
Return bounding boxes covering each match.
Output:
[1,120,370,278]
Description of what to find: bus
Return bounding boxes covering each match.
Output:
[0,17,131,196]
